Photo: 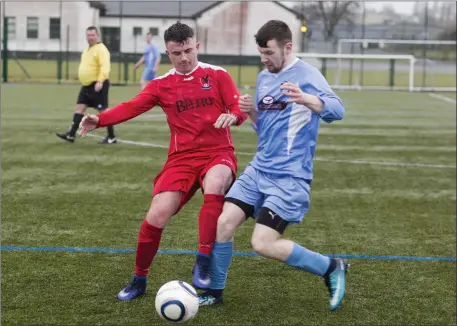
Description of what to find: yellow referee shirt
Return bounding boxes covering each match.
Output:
[78,43,111,86]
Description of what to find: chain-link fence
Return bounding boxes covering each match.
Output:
[1,1,456,90]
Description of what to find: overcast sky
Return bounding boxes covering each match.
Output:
[282,1,417,14]
[364,2,415,13]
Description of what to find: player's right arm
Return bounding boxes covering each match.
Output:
[152,45,161,73]
[98,81,160,127]
[239,75,261,132]
[239,94,257,123]
[134,56,145,70]
[80,81,160,135]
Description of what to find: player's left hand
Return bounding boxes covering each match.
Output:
[94,81,103,92]
[214,113,238,128]
[279,82,308,105]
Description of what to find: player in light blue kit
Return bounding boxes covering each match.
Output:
[198,20,349,311]
[133,32,161,90]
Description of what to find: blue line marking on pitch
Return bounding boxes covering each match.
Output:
[0,246,455,262]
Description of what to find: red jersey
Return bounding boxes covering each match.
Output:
[97,62,248,156]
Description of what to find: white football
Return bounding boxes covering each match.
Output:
[155,280,199,323]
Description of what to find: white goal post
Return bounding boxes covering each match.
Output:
[296,52,417,92]
[330,39,457,92]
[337,38,457,53]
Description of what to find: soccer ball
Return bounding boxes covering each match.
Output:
[155,280,199,323]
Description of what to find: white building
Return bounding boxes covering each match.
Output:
[3,1,304,55]
[3,1,101,52]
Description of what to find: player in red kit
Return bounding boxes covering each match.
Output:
[79,22,247,301]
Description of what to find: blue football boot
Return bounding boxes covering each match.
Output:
[192,254,210,289]
[117,275,147,301]
[324,258,349,311]
[198,290,224,306]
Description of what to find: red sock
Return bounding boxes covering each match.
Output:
[198,194,225,256]
[135,220,163,277]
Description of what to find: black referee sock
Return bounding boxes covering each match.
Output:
[69,113,84,137]
[107,126,115,138]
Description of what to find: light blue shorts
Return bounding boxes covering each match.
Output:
[226,165,311,223]
[141,69,156,81]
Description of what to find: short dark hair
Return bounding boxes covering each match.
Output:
[86,26,99,34]
[255,20,292,48]
[164,22,194,44]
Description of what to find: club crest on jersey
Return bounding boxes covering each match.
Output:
[262,95,274,104]
[258,95,287,111]
[200,75,213,90]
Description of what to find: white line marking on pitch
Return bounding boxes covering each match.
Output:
[85,134,456,169]
[428,93,457,105]
[313,158,455,169]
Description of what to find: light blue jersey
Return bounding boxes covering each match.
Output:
[226,58,344,222]
[251,58,344,180]
[142,43,160,81]
[144,43,160,68]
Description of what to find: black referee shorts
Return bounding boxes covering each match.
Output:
[76,80,110,110]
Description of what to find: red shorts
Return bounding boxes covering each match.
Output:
[152,150,237,213]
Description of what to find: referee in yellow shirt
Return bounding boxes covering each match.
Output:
[56,26,116,144]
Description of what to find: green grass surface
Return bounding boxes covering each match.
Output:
[1,84,456,325]
[6,59,457,88]
[438,92,457,100]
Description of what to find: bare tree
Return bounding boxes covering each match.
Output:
[295,1,360,42]
[380,4,404,22]
[413,2,456,28]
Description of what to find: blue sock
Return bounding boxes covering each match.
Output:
[209,242,233,290]
[285,243,330,276]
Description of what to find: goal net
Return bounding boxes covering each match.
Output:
[302,39,456,92]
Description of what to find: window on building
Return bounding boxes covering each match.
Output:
[149,27,159,36]
[27,17,39,39]
[6,17,16,39]
[49,18,61,39]
[133,27,142,36]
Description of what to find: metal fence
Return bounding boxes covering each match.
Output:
[1,1,456,90]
